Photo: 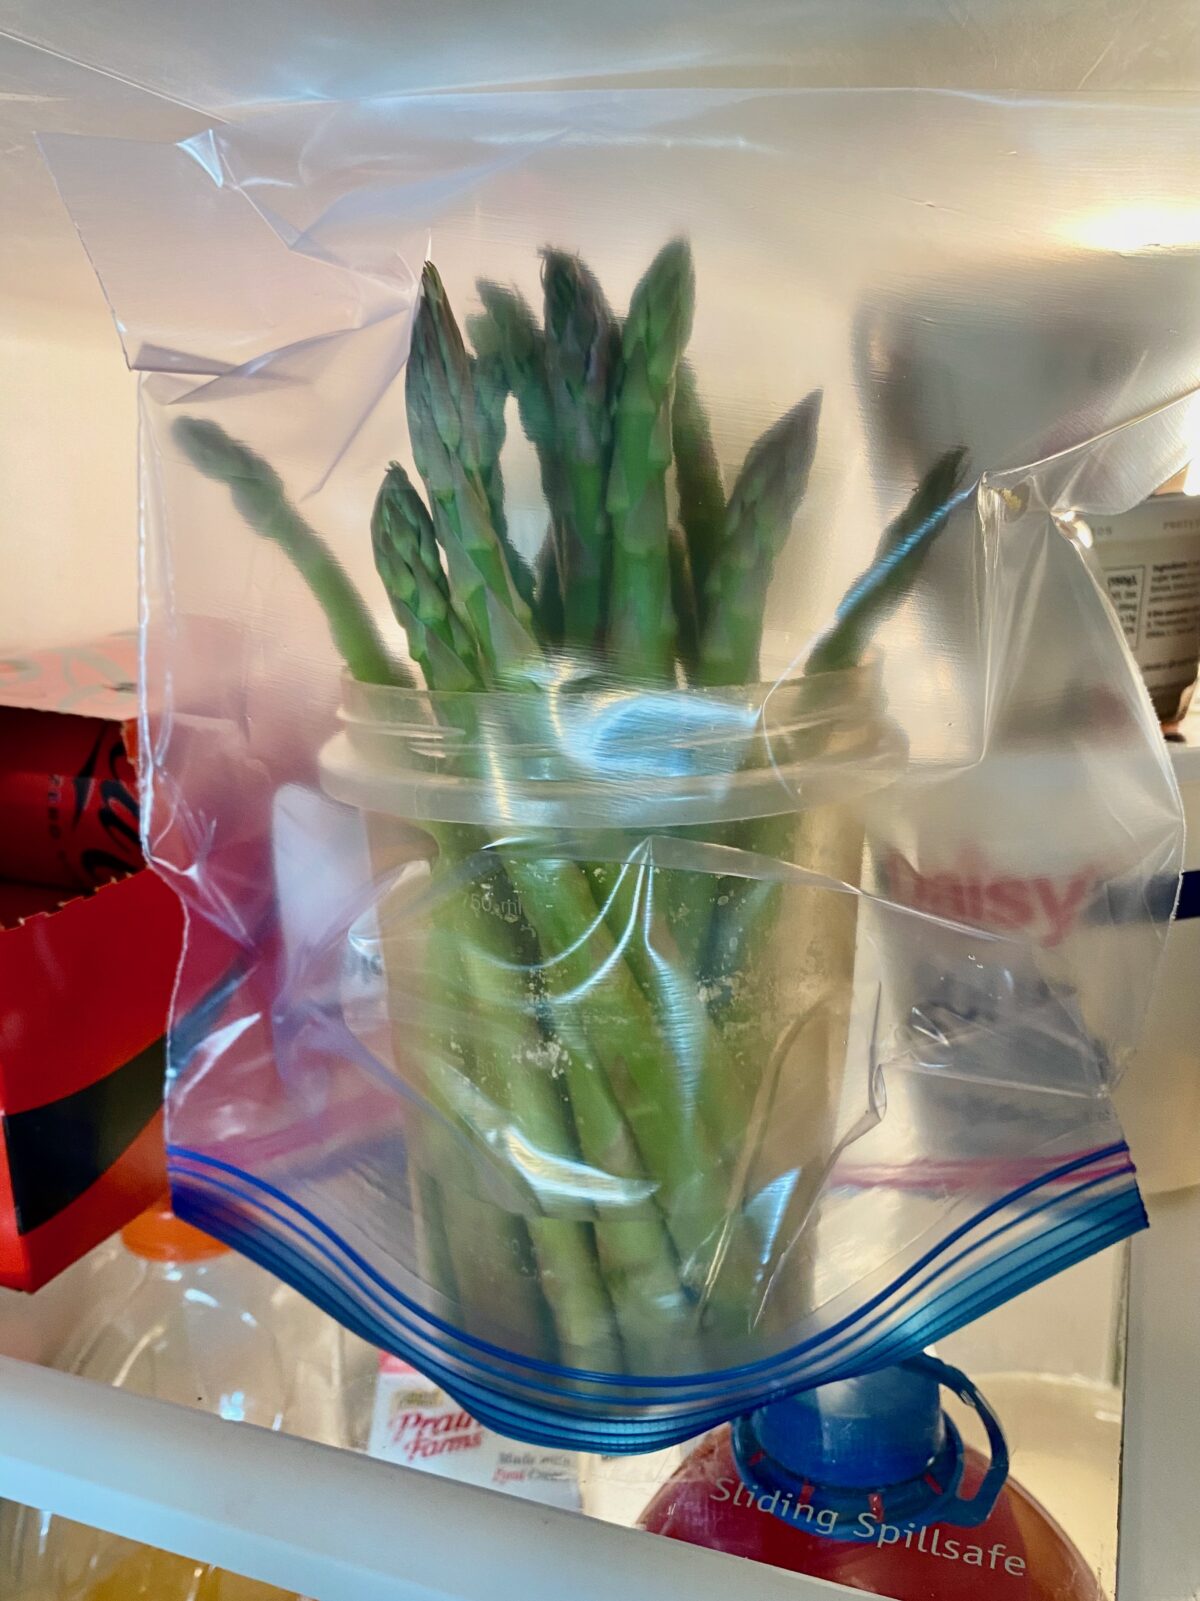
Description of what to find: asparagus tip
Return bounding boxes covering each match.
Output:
[171,415,282,495]
[171,413,225,466]
[641,236,694,306]
[656,234,693,274]
[540,246,576,306]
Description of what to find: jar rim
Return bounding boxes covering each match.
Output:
[321,659,902,829]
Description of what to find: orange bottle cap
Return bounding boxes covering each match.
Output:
[121,1197,229,1263]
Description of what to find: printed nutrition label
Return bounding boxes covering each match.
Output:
[1103,565,1144,648]
[1103,554,1200,666]
[1092,491,1200,718]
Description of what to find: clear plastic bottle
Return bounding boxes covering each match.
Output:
[2,1199,369,1601]
[640,1358,1105,1601]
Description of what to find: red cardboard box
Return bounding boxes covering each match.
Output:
[0,634,184,1290]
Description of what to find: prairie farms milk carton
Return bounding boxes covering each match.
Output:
[367,1354,581,1509]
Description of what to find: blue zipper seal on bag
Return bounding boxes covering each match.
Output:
[168,1140,1136,1395]
[169,1141,1145,1454]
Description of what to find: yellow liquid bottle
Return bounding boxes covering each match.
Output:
[82,1542,297,1601]
[5,1202,321,1601]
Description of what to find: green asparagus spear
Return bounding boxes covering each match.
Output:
[471,286,557,460]
[668,525,701,680]
[408,263,536,674]
[671,361,726,622]
[698,448,969,1024]
[470,349,537,610]
[172,417,407,688]
[607,239,696,679]
[402,934,556,1354]
[372,463,480,689]
[697,392,822,687]
[471,350,508,533]
[666,392,823,985]
[373,469,626,1362]
[541,249,619,648]
[533,529,565,647]
[439,913,625,1370]
[470,287,564,542]
[806,447,968,675]
[451,891,700,1372]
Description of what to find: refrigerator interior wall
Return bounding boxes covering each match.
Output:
[0,29,197,652]
[0,308,138,651]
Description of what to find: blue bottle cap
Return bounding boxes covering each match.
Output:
[753,1363,945,1488]
[732,1354,1010,1537]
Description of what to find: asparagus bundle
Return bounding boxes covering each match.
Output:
[176,238,966,1378]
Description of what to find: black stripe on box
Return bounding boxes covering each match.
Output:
[1175,869,1200,922]
[3,1037,165,1235]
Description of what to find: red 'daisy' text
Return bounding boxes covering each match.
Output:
[883,852,1096,948]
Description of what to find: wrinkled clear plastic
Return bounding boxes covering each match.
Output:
[42,90,1196,1449]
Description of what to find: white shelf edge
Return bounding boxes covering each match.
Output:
[0,1358,845,1601]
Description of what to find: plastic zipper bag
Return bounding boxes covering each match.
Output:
[43,88,1196,1448]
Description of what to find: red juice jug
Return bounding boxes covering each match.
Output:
[640,1356,1103,1600]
